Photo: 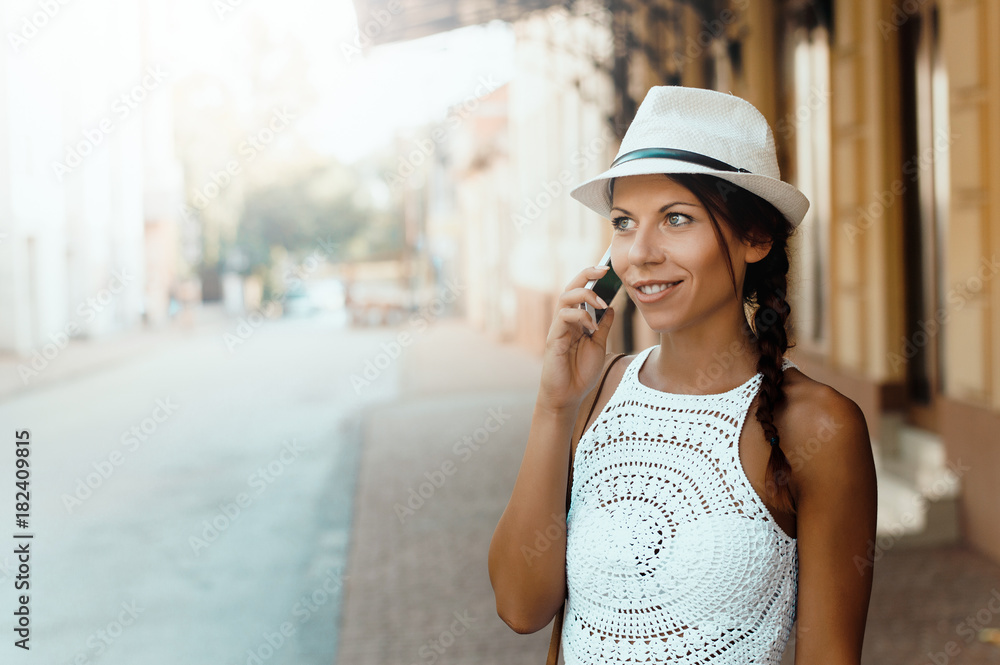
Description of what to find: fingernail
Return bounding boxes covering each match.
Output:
[595,264,610,270]
[596,296,608,308]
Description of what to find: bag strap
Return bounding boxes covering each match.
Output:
[546,351,628,665]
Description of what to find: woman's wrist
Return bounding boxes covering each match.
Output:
[534,395,581,420]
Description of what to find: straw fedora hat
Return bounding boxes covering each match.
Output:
[570,85,811,228]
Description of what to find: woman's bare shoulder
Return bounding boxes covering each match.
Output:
[780,366,860,415]
[778,367,865,432]
[777,367,873,495]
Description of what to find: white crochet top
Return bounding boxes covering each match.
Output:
[564,345,799,664]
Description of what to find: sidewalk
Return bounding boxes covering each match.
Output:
[336,318,1000,665]
[336,318,550,664]
[0,304,232,404]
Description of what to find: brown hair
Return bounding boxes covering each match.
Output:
[610,173,798,514]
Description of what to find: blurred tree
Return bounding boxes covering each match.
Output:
[223,162,404,299]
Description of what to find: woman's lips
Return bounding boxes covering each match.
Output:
[633,281,682,303]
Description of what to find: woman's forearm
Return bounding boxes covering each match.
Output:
[488,396,580,634]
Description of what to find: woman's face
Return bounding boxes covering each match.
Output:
[609,174,770,334]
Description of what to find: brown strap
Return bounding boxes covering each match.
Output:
[546,352,627,665]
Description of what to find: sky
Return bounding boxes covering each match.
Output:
[317,15,516,163]
[166,0,517,165]
[2,0,516,176]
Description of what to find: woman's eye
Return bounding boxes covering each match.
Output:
[612,213,690,231]
[611,216,633,231]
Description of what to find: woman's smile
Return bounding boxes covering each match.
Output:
[632,280,683,303]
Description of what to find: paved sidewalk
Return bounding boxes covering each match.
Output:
[336,319,550,664]
[335,318,1000,664]
[0,304,232,403]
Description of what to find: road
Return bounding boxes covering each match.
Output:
[0,311,395,665]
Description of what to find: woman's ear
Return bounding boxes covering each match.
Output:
[743,235,773,264]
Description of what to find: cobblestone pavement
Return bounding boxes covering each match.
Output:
[862,545,1000,665]
[336,318,1000,665]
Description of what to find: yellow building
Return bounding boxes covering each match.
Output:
[560,0,1000,567]
[353,0,1000,567]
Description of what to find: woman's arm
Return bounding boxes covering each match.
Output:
[790,389,879,664]
[487,352,620,633]
[487,264,616,634]
[487,396,581,634]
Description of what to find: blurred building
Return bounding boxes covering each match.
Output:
[358,0,1000,566]
[0,0,184,356]
[439,83,512,337]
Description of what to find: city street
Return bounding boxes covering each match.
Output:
[3,1,1000,663]
[3,310,1000,664]
[0,308,390,665]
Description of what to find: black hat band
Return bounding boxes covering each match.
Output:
[611,147,752,173]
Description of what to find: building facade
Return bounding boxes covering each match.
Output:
[353,0,1000,566]
[0,0,184,361]
[532,0,1000,567]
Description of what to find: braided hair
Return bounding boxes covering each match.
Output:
[610,173,798,514]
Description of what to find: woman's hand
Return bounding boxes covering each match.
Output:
[538,265,617,413]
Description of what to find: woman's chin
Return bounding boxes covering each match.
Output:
[638,315,684,335]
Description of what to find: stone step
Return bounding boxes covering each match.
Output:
[873,417,961,548]
[875,468,961,546]
[883,424,961,499]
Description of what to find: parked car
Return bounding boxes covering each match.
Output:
[346,280,414,326]
[283,279,347,318]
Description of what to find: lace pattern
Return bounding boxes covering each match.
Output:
[563,346,799,664]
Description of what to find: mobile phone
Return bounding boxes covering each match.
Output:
[581,245,622,333]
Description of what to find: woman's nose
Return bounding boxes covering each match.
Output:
[628,224,665,266]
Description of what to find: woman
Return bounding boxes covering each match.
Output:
[488,86,878,664]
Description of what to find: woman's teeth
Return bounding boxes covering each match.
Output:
[639,282,680,295]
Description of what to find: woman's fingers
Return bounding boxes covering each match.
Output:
[557,304,598,330]
[557,265,612,308]
[591,306,614,344]
[564,265,610,292]
[556,287,610,313]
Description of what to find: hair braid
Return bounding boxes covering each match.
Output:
[747,245,797,515]
[641,173,799,515]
